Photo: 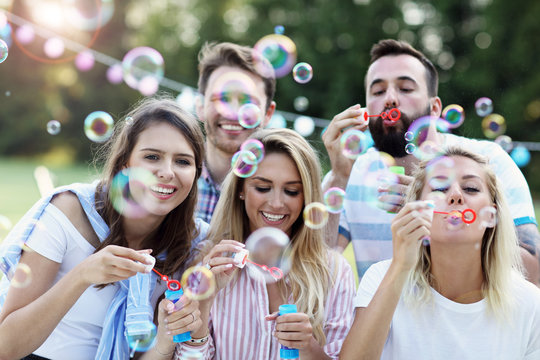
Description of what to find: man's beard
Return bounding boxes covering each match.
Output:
[368,106,431,158]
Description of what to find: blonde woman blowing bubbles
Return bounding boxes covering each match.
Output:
[341,147,540,360]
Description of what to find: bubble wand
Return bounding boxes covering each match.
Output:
[231,249,284,280]
[364,108,401,122]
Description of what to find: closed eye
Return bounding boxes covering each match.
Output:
[255,187,271,193]
[285,189,300,196]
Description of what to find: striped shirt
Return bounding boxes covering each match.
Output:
[330,133,537,279]
[195,163,221,224]
[175,251,356,359]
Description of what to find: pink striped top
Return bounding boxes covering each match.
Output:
[175,252,355,359]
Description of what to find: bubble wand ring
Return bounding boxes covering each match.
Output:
[433,208,477,224]
[151,268,181,291]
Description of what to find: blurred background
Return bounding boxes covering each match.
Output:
[1,0,539,244]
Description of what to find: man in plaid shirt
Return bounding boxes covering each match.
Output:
[194,42,277,223]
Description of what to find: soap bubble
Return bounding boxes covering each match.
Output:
[84,111,114,143]
[245,227,292,283]
[253,34,296,78]
[475,97,493,117]
[292,62,313,84]
[481,114,506,138]
[441,104,465,129]
[181,265,216,300]
[47,120,61,135]
[110,167,158,218]
[238,103,263,129]
[494,135,513,152]
[340,129,369,159]
[303,202,329,229]
[323,187,346,213]
[127,322,157,354]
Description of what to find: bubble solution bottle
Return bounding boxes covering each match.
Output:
[165,288,192,342]
[278,304,299,359]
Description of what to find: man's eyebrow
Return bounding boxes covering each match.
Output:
[369,76,418,90]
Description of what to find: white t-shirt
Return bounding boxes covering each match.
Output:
[355,260,540,360]
[25,204,168,360]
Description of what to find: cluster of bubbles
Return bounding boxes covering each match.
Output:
[404,116,449,160]
[84,111,114,143]
[245,227,292,283]
[231,139,265,178]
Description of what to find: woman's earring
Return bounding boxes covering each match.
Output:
[239,194,245,200]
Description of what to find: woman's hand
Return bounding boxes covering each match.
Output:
[266,311,313,350]
[202,240,245,291]
[390,201,433,271]
[76,245,154,286]
[162,296,202,337]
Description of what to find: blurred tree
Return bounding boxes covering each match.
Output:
[0,0,539,196]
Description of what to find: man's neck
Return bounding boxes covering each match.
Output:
[205,141,234,185]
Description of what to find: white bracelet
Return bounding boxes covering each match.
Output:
[189,332,209,344]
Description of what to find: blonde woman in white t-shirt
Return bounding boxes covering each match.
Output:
[341,147,540,360]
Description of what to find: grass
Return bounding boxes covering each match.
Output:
[0,157,98,239]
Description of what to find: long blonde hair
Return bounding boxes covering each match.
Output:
[206,128,333,344]
[402,147,523,317]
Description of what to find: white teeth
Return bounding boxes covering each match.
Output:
[221,124,243,131]
[150,185,175,194]
[262,212,285,221]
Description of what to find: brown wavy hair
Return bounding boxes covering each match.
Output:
[93,95,205,278]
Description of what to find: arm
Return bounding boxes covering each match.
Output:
[322,105,367,249]
[340,201,432,360]
[0,194,154,359]
[321,104,368,192]
[517,223,540,286]
[0,245,152,359]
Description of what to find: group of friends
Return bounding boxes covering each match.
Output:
[0,38,539,360]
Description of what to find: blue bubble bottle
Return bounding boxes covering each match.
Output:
[279,304,299,359]
[165,288,192,342]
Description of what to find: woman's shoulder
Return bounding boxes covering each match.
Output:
[50,188,100,247]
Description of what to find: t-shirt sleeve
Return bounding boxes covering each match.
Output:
[353,260,391,308]
[24,203,70,263]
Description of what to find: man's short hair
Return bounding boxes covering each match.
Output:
[368,39,439,97]
[197,42,276,110]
